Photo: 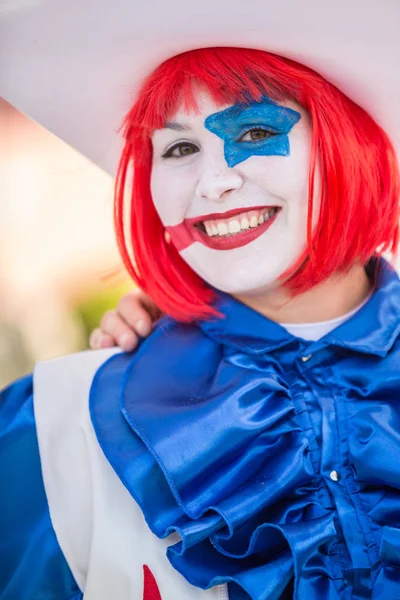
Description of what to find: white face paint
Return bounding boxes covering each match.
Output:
[151,91,319,295]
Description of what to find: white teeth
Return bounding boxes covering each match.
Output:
[217,222,229,236]
[228,219,241,234]
[249,216,259,228]
[202,208,279,238]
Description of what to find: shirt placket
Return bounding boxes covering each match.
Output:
[298,349,378,598]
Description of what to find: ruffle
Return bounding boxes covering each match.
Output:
[345,401,400,596]
[90,258,400,599]
[90,331,342,599]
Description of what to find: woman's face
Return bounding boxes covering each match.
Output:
[151,90,318,294]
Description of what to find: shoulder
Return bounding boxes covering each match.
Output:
[147,314,221,355]
[34,347,120,395]
[1,349,122,456]
[122,316,223,391]
[34,316,219,393]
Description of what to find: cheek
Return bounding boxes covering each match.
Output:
[241,135,311,208]
[150,166,193,227]
[242,155,309,207]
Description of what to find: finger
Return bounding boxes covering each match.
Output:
[89,329,117,350]
[99,311,141,351]
[117,293,156,336]
[137,290,163,321]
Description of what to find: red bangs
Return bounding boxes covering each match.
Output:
[114,47,399,322]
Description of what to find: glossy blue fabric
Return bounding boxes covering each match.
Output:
[0,375,82,600]
[91,257,400,600]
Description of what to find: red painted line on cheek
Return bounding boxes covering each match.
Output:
[143,565,162,600]
[165,222,197,251]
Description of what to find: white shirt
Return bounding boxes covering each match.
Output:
[281,294,372,341]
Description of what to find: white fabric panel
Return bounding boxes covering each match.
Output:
[34,349,227,599]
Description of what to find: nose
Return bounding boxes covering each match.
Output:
[195,156,244,202]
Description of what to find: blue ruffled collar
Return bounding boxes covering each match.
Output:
[90,257,400,599]
[200,257,400,357]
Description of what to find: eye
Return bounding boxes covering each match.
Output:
[238,127,276,142]
[162,142,199,158]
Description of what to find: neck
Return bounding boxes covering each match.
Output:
[234,263,373,324]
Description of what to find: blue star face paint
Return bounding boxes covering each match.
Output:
[204,97,301,167]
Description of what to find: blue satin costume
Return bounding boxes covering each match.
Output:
[1,256,400,600]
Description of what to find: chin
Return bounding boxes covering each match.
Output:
[202,270,284,296]
[183,248,303,296]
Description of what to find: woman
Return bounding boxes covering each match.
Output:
[1,5,400,600]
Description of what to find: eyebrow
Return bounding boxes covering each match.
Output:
[164,121,190,131]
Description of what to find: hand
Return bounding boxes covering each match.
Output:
[89,290,162,352]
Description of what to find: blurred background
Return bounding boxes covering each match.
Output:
[0,97,132,388]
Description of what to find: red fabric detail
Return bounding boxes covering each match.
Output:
[143,565,162,600]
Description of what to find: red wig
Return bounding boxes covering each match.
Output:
[115,47,399,322]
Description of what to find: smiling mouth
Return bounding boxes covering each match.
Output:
[165,205,282,252]
[187,205,281,250]
[194,206,279,238]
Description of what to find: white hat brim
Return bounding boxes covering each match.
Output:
[1,0,399,174]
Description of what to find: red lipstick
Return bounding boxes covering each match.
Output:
[166,206,281,252]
